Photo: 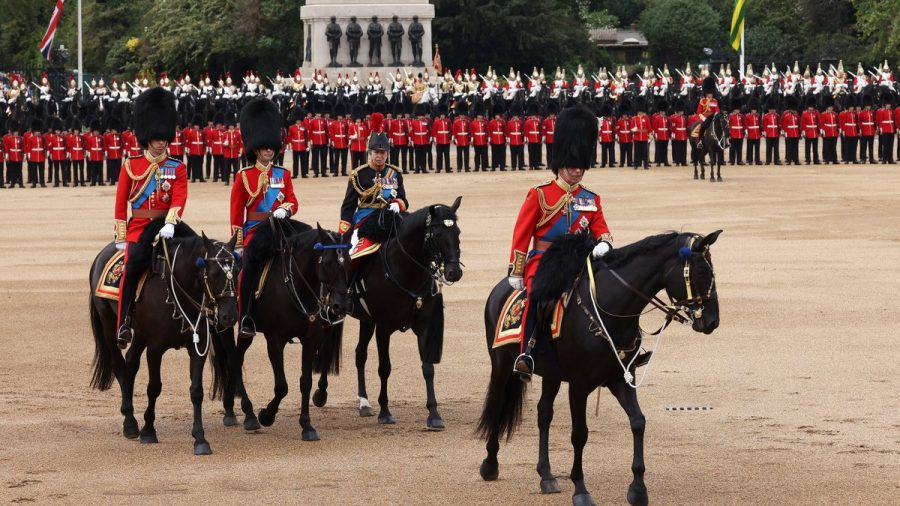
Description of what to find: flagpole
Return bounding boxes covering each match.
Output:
[739,23,745,80]
[77,0,83,93]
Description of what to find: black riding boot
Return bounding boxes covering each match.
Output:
[116,270,140,349]
[514,300,544,382]
[238,256,261,339]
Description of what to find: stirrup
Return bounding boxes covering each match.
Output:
[116,325,133,350]
[634,350,653,368]
[513,353,534,383]
[238,315,256,339]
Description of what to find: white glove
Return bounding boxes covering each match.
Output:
[235,247,243,256]
[389,202,401,213]
[273,208,289,219]
[115,241,126,251]
[508,275,525,291]
[159,223,175,239]
[592,241,611,259]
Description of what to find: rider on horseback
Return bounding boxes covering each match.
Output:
[695,76,720,150]
[115,87,187,349]
[508,105,614,381]
[230,97,299,339]
[338,112,408,260]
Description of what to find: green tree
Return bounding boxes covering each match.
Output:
[852,0,900,61]
[639,0,722,66]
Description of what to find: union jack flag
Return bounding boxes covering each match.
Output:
[39,0,66,60]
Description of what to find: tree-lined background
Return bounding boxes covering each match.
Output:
[0,0,897,78]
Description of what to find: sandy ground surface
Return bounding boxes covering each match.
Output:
[1,161,898,505]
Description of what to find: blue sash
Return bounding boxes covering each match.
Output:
[244,166,286,235]
[131,158,179,209]
[352,169,398,225]
[528,188,593,259]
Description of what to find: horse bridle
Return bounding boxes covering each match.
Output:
[159,237,236,326]
[666,235,717,322]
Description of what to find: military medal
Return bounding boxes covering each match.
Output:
[161,180,172,191]
[162,193,171,203]
[276,192,285,202]
[579,216,589,229]
[270,176,284,189]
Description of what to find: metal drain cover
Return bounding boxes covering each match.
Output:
[665,406,713,411]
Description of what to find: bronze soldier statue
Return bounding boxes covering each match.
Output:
[367,16,384,66]
[326,16,342,67]
[347,16,363,67]
[388,15,405,66]
[408,15,425,66]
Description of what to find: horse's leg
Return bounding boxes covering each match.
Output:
[700,156,706,180]
[219,330,239,427]
[693,156,699,179]
[421,362,444,430]
[356,321,376,417]
[298,340,320,441]
[189,348,212,455]
[375,326,395,424]
[258,336,288,427]
[313,369,329,408]
[608,380,648,506]
[119,342,144,439]
[569,383,595,506]
[717,153,724,182]
[139,347,164,444]
[537,376,562,494]
[233,336,260,430]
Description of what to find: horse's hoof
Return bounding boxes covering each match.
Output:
[693,174,698,180]
[717,176,723,182]
[479,458,499,481]
[194,442,213,456]
[258,409,275,427]
[359,406,375,417]
[301,429,320,442]
[123,420,140,439]
[627,484,649,506]
[139,431,158,444]
[710,176,715,182]
[572,492,597,506]
[223,414,238,427]
[312,389,328,408]
[243,415,261,431]
[700,174,705,180]
[377,412,396,425]
[426,415,445,431]
[541,478,561,494]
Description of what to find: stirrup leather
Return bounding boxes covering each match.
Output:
[116,324,133,350]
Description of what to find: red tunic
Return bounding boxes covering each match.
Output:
[223,129,243,158]
[839,111,858,137]
[669,114,688,141]
[489,118,506,145]
[26,133,46,162]
[744,113,761,140]
[229,162,299,248]
[431,118,452,145]
[329,119,349,149]
[66,132,85,161]
[168,130,184,157]
[47,133,67,161]
[762,113,781,138]
[509,179,612,290]
[820,111,839,137]
[507,117,524,146]
[876,108,895,134]
[183,127,205,155]
[542,117,556,144]
[697,97,719,118]
[103,132,122,159]
[616,118,633,143]
[651,113,670,141]
[349,121,370,152]
[728,112,744,139]
[598,117,615,143]
[85,133,104,161]
[410,118,431,146]
[800,111,820,138]
[452,116,471,147]
[307,118,329,146]
[858,109,876,136]
[114,154,188,243]
[524,116,543,144]
[471,118,488,146]
[3,134,24,162]
[288,123,308,151]
[208,127,224,155]
[781,111,800,139]
[122,130,143,158]
[631,115,651,142]
[388,117,409,146]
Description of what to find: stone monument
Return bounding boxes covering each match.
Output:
[300,0,435,77]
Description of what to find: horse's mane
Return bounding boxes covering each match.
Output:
[597,232,679,269]
[245,218,313,262]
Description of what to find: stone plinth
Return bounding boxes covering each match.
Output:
[300,0,435,74]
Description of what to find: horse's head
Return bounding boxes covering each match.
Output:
[313,224,352,318]
[664,231,722,334]
[426,196,463,283]
[199,232,240,328]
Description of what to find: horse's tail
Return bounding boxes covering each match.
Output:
[313,323,343,375]
[89,270,115,391]
[476,357,526,442]
[208,328,231,400]
[420,293,444,364]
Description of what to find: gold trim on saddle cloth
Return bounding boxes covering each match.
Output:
[94,250,149,301]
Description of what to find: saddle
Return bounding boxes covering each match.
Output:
[94,249,149,301]
[492,289,567,349]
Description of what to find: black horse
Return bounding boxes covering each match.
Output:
[315,198,463,430]
[89,221,239,455]
[478,231,722,506]
[690,112,729,181]
[221,219,352,441]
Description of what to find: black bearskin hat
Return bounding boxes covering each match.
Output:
[107,117,122,132]
[550,104,598,175]
[617,99,633,117]
[862,94,874,107]
[289,106,306,123]
[526,100,540,117]
[437,103,448,116]
[351,104,365,121]
[88,117,101,132]
[805,96,818,110]
[240,97,283,163]
[882,93,895,107]
[413,103,428,117]
[213,112,225,125]
[31,118,44,132]
[600,103,614,117]
[702,76,717,94]
[50,117,64,132]
[134,87,177,148]
[656,99,669,113]
[7,119,20,133]
[822,94,834,109]
[509,101,523,117]
[784,95,799,111]
[731,97,742,111]
[224,112,237,127]
[547,101,559,115]
[674,99,686,112]
[392,102,403,116]
[333,102,347,117]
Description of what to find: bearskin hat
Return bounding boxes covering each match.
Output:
[600,103,614,117]
[351,104,365,121]
[69,117,83,132]
[862,94,874,107]
[844,94,856,109]
[413,103,428,117]
[550,104,598,174]
[31,118,44,132]
[547,101,559,115]
[882,93,895,107]
[49,117,64,132]
[88,117,101,132]
[526,100,540,117]
[333,102,347,117]
[617,99,633,117]
[240,97,283,163]
[785,95,799,111]
[634,96,648,114]
[213,112,225,125]
[107,117,122,132]
[288,106,306,123]
[7,119,20,133]
[702,76,717,94]
[392,102,404,116]
[437,103,448,116]
[509,101,523,117]
[656,99,669,113]
[805,96,818,110]
[224,112,237,127]
[133,87,177,147]
[731,97,742,111]
[456,101,469,116]
[674,99,686,113]
[822,94,834,109]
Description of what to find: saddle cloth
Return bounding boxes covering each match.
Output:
[350,237,381,260]
[492,289,567,349]
[94,250,149,301]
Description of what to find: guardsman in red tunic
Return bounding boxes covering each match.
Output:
[46,118,68,186]
[209,114,226,182]
[839,95,859,164]
[85,119,105,185]
[631,100,652,170]
[230,98,299,338]
[876,94,895,163]
[507,102,526,171]
[168,126,184,161]
[288,106,309,178]
[123,128,143,158]
[471,104,489,171]
[307,104,329,177]
[616,101,634,167]
[431,105,452,173]
[114,87,188,348]
[452,102,472,172]
[329,103,350,176]
[762,100,782,165]
[727,98,744,166]
[669,99,689,166]
[859,95,877,163]
[820,96,840,164]
[103,120,123,184]
[184,117,206,182]
[651,100,671,166]
[694,77,720,149]
[598,104,616,167]
[349,105,371,170]
[66,119,86,187]
[338,112,408,259]
[388,102,410,173]
[508,105,613,381]
[2,120,25,188]
[542,102,558,168]
[222,113,242,184]
[410,104,431,174]
[801,97,821,164]
[25,119,47,188]
[781,96,801,165]
[524,101,543,169]
[744,99,762,165]
[489,107,507,171]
